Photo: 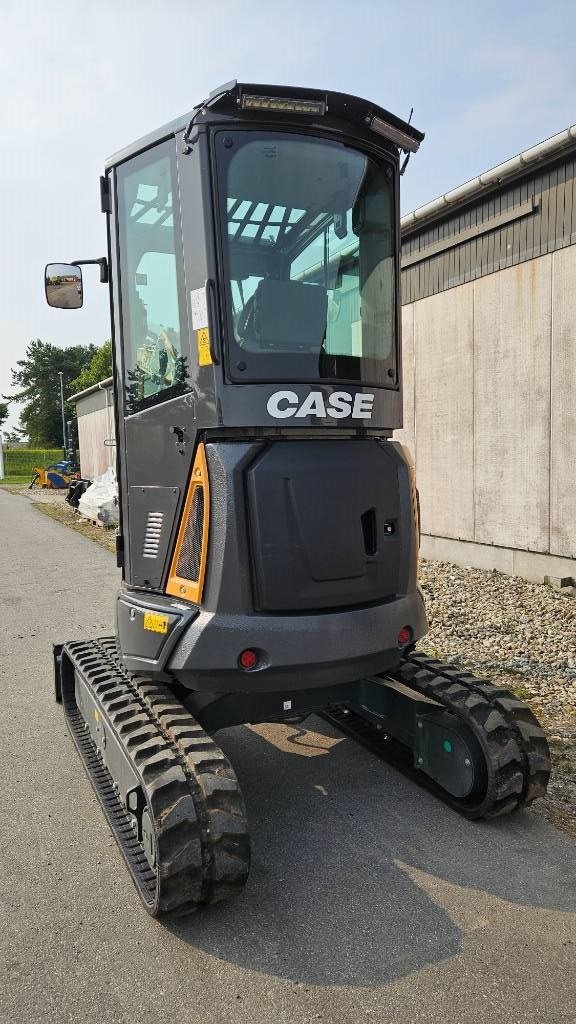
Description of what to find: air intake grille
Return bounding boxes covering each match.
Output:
[166,442,209,604]
[175,488,204,582]
[142,512,164,559]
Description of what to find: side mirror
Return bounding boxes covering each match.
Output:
[45,263,83,309]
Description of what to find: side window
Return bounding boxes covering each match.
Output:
[117,144,188,414]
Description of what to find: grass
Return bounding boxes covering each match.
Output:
[32,500,116,554]
[507,683,533,701]
[0,476,34,487]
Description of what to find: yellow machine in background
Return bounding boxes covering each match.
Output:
[30,460,78,489]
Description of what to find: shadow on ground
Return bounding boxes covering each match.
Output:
[165,717,576,987]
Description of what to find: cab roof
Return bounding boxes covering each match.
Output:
[105,81,423,171]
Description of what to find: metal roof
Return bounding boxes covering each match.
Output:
[68,377,114,403]
[401,123,576,235]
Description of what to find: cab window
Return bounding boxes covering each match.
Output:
[216,131,397,387]
[117,143,188,414]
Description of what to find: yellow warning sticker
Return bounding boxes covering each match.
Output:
[197,327,212,366]
[143,611,169,634]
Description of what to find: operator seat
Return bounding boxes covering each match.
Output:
[239,278,327,352]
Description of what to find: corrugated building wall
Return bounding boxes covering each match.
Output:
[398,131,576,582]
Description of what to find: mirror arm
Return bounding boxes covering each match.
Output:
[71,257,109,284]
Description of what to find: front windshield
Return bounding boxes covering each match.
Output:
[215,130,397,386]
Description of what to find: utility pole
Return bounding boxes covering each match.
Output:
[58,371,66,457]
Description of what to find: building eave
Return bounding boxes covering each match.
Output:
[68,377,114,404]
[401,124,576,236]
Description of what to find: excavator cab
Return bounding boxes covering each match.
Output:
[47,83,550,917]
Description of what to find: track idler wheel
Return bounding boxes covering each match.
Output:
[390,652,552,819]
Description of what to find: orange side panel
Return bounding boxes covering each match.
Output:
[165,443,210,604]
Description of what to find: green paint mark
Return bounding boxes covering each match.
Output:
[443,739,453,754]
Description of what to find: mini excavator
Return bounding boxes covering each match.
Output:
[46,82,551,916]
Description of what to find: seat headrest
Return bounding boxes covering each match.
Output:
[253,279,327,351]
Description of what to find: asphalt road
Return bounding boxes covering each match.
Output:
[46,281,82,308]
[1,488,576,1024]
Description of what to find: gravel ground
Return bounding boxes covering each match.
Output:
[1,483,69,504]
[28,489,69,505]
[418,558,576,832]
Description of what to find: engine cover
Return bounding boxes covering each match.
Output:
[246,439,402,612]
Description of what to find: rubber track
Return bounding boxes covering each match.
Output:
[103,640,251,906]
[397,653,551,810]
[324,651,551,820]
[61,638,249,915]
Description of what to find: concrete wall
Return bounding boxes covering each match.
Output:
[76,388,115,479]
[397,246,576,580]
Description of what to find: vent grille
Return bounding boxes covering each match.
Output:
[175,488,204,582]
[142,511,164,559]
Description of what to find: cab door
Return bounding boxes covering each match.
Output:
[111,136,195,591]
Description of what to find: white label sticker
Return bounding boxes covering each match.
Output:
[190,286,209,330]
[283,700,292,711]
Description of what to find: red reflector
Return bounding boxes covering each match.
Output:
[397,626,413,647]
[239,649,258,670]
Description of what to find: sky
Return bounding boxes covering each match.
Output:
[1,0,575,431]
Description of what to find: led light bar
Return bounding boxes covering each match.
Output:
[370,115,421,153]
[241,93,326,116]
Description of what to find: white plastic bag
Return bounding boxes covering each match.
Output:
[78,466,119,526]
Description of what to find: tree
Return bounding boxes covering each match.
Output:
[3,339,96,446]
[68,340,113,395]
[2,428,25,447]
[0,402,8,429]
